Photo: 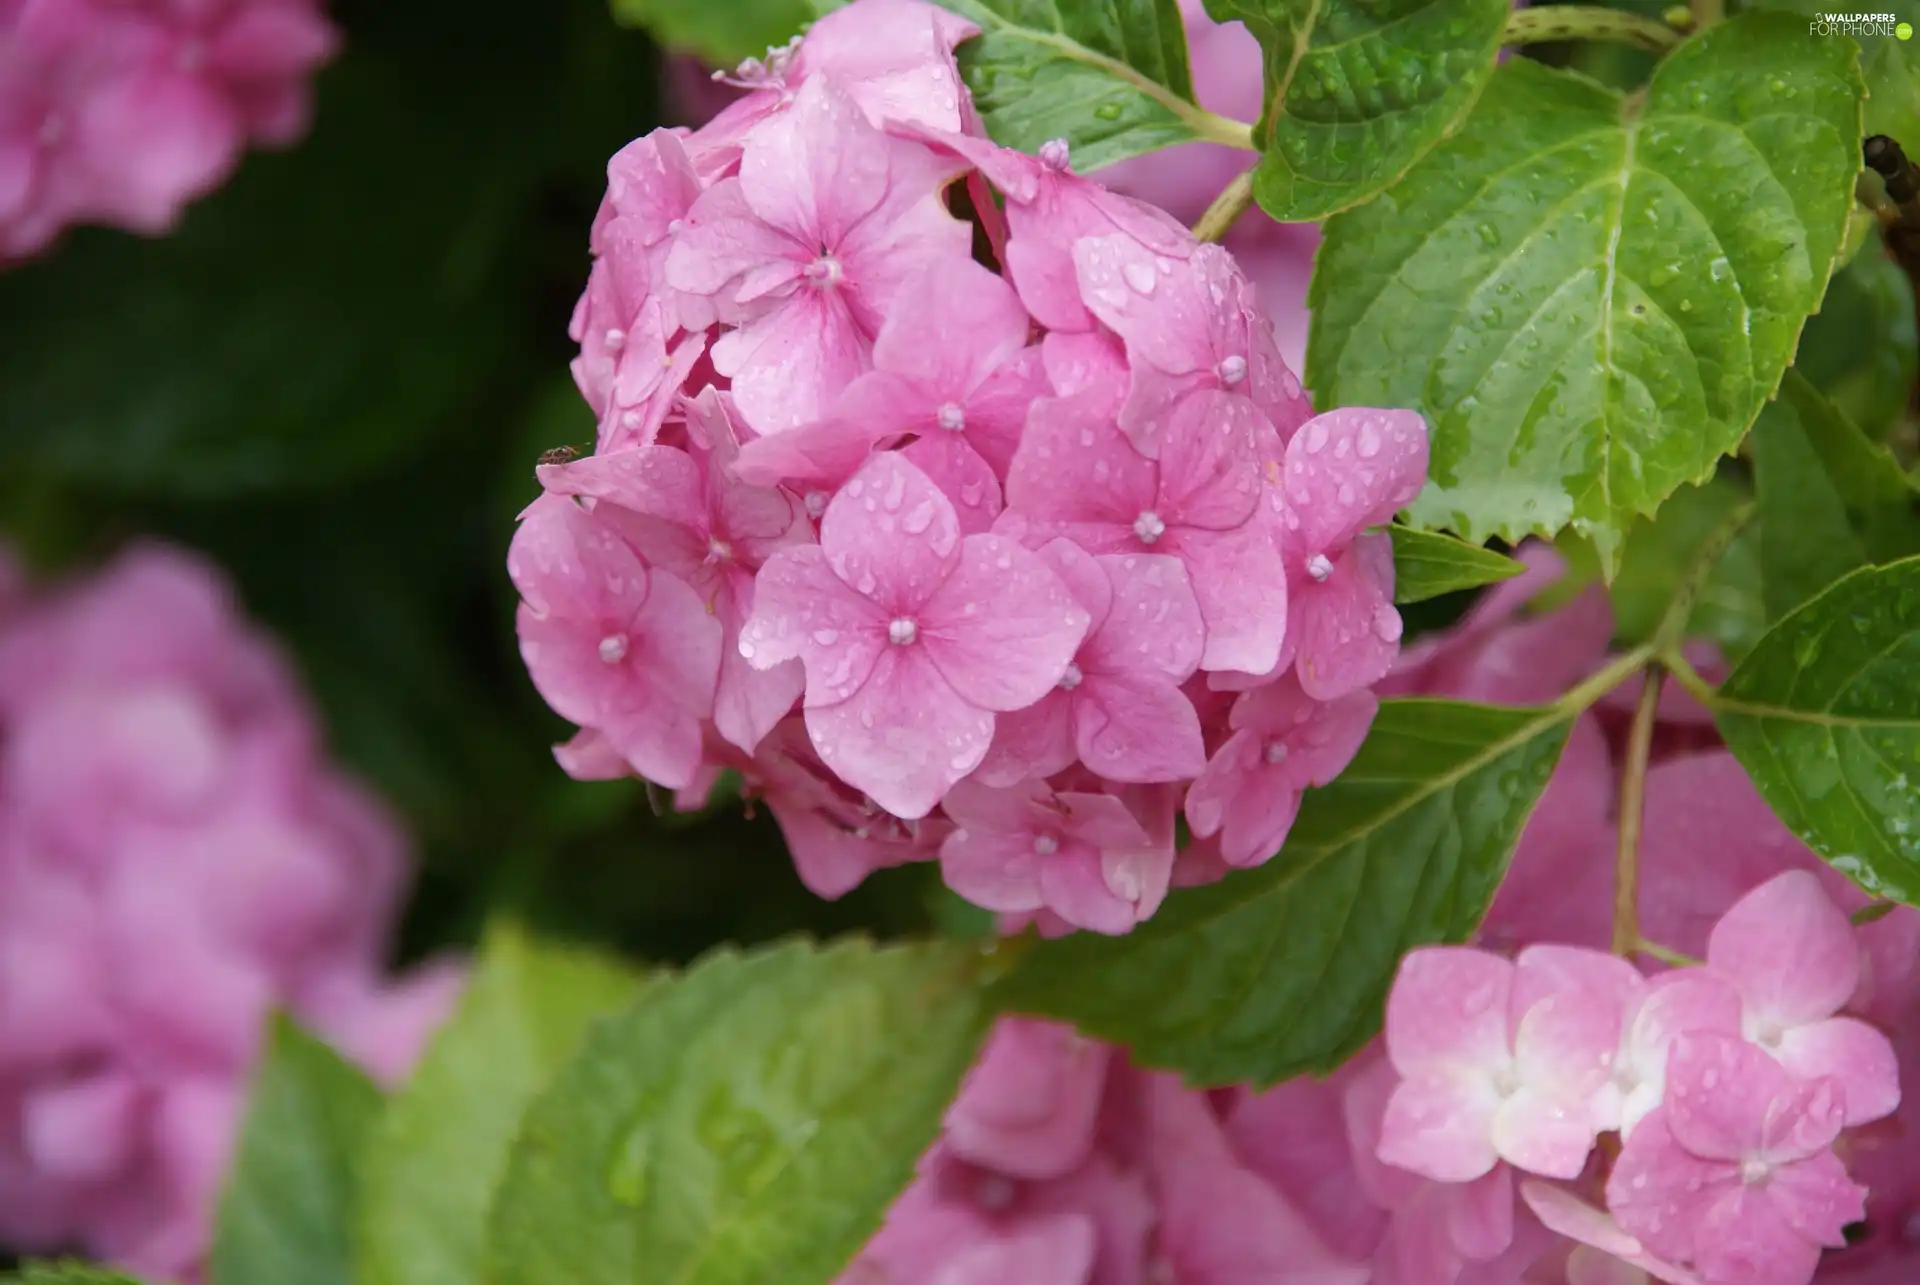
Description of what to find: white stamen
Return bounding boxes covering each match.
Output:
[1264,741,1290,765]
[707,537,733,563]
[598,634,629,664]
[1058,663,1083,691]
[804,491,828,518]
[1217,354,1248,386]
[936,402,966,431]
[1740,1159,1772,1187]
[604,328,626,352]
[805,256,844,287]
[1039,139,1071,171]
[1133,511,1167,544]
[1306,553,1334,582]
[1032,834,1060,856]
[888,617,919,645]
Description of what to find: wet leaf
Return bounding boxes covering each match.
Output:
[1211,0,1510,220]
[1309,15,1865,573]
[484,939,989,1285]
[1711,556,1920,903]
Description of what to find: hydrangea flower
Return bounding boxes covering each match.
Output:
[522,0,1430,931]
[2,0,337,261]
[0,542,460,1280]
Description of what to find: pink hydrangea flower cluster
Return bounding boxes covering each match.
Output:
[0,0,338,261]
[0,542,462,1280]
[1378,870,1895,1285]
[831,546,1920,1285]
[834,549,1920,1285]
[514,0,1431,931]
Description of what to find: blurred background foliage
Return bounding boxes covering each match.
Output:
[0,0,942,972]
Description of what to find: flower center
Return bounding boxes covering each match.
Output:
[1133,511,1167,545]
[888,617,919,645]
[598,634,629,664]
[177,39,207,73]
[604,327,627,352]
[804,491,828,518]
[706,537,734,564]
[1740,1158,1773,1187]
[1305,553,1334,582]
[1216,354,1248,386]
[936,403,967,431]
[1264,740,1290,766]
[804,256,844,287]
[1058,663,1083,692]
[1032,834,1060,856]
[1039,139,1072,172]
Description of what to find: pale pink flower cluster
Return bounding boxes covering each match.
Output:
[0,543,462,1280]
[515,0,1430,931]
[0,0,337,261]
[836,551,1920,1285]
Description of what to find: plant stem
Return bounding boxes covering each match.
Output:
[1612,664,1666,957]
[1636,938,1703,968]
[1194,111,1258,153]
[1194,170,1257,244]
[1501,6,1684,52]
[1555,643,1656,714]
[1659,646,1720,706]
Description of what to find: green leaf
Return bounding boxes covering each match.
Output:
[1709,556,1920,903]
[211,1017,385,1285]
[1211,0,1510,220]
[608,0,812,66]
[1308,14,1865,573]
[1795,229,1919,442]
[11,1267,147,1285]
[995,699,1572,1085]
[1389,526,1523,603]
[484,938,990,1285]
[946,0,1221,171]
[1750,370,1920,620]
[357,927,642,1285]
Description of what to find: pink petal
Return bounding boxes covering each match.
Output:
[1520,1180,1704,1285]
[739,546,888,705]
[664,178,802,314]
[1084,552,1204,682]
[792,0,980,135]
[1607,1107,1733,1261]
[1509,973,1631,1094]
[1154,391,1265,531]
[1664,1034,1842,1164]
[871,255,1032,400]
[974,692,1077,786]
[1075,671,1207,783]
[1490,1085,1600,1178]
[1692,1186,1827,1285]
[739,77,891,247]
[1377,1070,1504,1183]
[809,646,991,819]
[920,534,1089,711]
[1037,843,1150,935]
[1613,970,1744,1135]
[508,492,649,623]
[713,642,804,755]
[901,435,1004,535]
[1767,1147,1867,1246]
[1003,393,1159,531]
[1387,948,1516,1071]
[1773,1016,1901,1128]
[1282,409,1430,554]
[715,288,873,434]
[931,1217,1097,1285]
[20,1072,141,1182]
[1292,537,1400,700]
[1168,520,1289,675]
[821,453,965,614]
[537,446,707,531]
[1708,870,1860,1031]
[598,570,723,789]
[945,1018,1106,1180]
[1511,945,1643,1028]
[730,413,878,491]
